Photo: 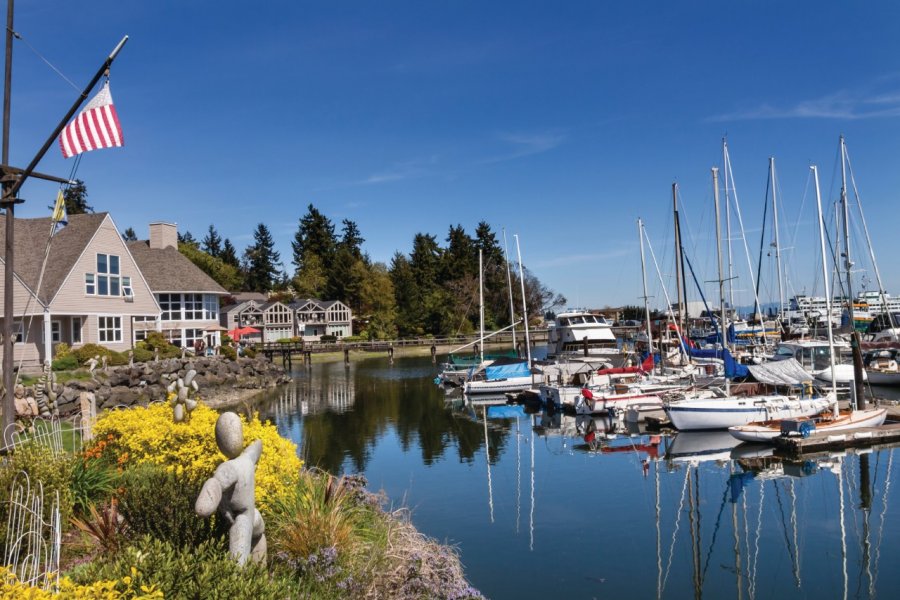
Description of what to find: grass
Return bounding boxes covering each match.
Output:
[14,419,83,453]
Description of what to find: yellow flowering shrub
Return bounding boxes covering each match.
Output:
[0,566,163,599]
[87,403,302,510]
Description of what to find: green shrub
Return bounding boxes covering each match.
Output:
[243,346,257,358]
[72,343,115,365]
[51,355,79,371]
[132,344,154,362]
[117,464,224,548]
[0,444,75,548]
[320,334,337,343]
[343,335,365,343]
[70,458,117,516]
[220,345,237,360]
[73,536,299,599]
[140,332,182,359]
[55,342,72,359]
[276,338,293,344]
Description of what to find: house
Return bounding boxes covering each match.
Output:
[291,298,352,340]
[127,223,229,349]
[0,212,160,368]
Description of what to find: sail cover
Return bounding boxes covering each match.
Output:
[484,360,531,380]
[746,358,814,386]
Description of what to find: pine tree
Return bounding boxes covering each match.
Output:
[339,219,365,258]
[220,239,240,267]
[50,180,92,214]
[292,204,336,272]
[202,224,223,257]
[243,223,281,293]
[178,231,199,248]
[122,227,137,242]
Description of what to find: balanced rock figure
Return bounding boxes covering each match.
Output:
[195,412,266,565]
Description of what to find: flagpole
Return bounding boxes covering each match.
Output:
[1,0,16,441]
[1,31,128,441]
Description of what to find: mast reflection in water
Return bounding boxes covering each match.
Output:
[256,355,900,600]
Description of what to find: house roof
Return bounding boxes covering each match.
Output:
[290,298,324,311]
[230,291,268,303]
[222,300,256,315]
[127,240,228,295]
[0,212,108,304]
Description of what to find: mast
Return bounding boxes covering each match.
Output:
[770,158,786,327]
[723,138,736,311]
[812,165,839,413]
[1,0,15,439]
[514,235,532,368]
[479,249,484,365]
[713,167,729,395]
[673,183,686,335]
[840,135,866,407]
[502,229,517,352]
[639,218,654,360]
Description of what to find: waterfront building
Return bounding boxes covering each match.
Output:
[291,298,352,340]
[127,222,228,350]
[0,213,160,367]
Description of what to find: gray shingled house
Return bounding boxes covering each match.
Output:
[127,223,228,350]
[0,212,160,368]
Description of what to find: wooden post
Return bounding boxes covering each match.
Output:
[430,344,436,364]
[344,347,350,365]
[388,345,394,365]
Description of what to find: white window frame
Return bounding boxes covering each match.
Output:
[122,276,133,300]
[43,320,62,343]
[85,273,95,295]
[97,315,123,343]
[95,253,121,297]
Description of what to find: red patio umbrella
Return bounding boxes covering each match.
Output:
[227,326,261,339]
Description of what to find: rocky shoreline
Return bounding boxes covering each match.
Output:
[17,356,290,418]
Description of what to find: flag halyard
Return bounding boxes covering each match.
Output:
[58,81,124,158]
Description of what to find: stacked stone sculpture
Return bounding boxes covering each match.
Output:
[195,412,266,566]
[167,368,199,423]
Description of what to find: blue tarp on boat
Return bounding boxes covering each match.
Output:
[683,343,749,379]
[484,360,531,380]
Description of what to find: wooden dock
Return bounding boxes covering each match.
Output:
[773,422,900,455]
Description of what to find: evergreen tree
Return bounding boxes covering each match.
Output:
[339,219,365,258]
[292,204,336,272]
[359,262,398,340]
[56,180,93,214]
[178,230,199,248]
[243,223,281,293]
[441,224,476,281]
[390,252,422,336]
[409,233,442,291]
[220,239,240,267]
[202,224,223,258]
[122,227,137,242]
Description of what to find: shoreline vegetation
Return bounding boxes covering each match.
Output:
[1,379,484,598]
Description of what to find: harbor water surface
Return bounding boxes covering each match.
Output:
[257,353,900,600]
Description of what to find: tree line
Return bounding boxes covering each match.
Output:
[63,183,563,340]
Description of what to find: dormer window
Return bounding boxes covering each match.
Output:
[122,276,134,300]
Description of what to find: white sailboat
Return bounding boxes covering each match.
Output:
[729,163,887,443]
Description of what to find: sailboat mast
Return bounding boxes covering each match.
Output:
[502,229,517,352]
[639,218,654,355]
[673,183,685,334]
[514,235,532,367]
[723,139,736,312]
[770,158,786,325]
[479,248,485,365]
[713,168,727,346]
[812,165,839,406]
[840,135,866,407]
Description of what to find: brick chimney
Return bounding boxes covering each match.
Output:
[149,222,178,249]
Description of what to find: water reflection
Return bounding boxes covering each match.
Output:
[256,355,900,600]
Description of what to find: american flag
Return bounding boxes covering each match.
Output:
[58,81,124,158]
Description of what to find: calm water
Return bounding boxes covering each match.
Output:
[257,354,900,600]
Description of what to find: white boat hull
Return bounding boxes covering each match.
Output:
[812,363,867,384]
[464,376,533,395]
[665,396,833,431]
[728,408,888,443]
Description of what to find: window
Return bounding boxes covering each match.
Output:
[98,316,122,343]
[85,273,95,295]
[204,295,219,320]
[184,328,203,348]
[122,276,133,299]
[43,321,62,343]
[93,253,121,297]
[134,329,148,342]
[160,293,182,321]
[11,321,23,343]
[71,317,82,344]
[184,294,203,320]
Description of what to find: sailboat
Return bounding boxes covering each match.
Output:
[664,167,834,431]
[464,242,536,394]
[728,163,887,443]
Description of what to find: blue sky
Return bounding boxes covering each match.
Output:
[9,1,900,311]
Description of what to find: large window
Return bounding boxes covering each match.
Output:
[204,295,219,320]
[43,321,61,343]
[98,316,122,343]
[94,253,121,297]
[184,328,204,348]
[184,294,203,320]
[160,293,182,321]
